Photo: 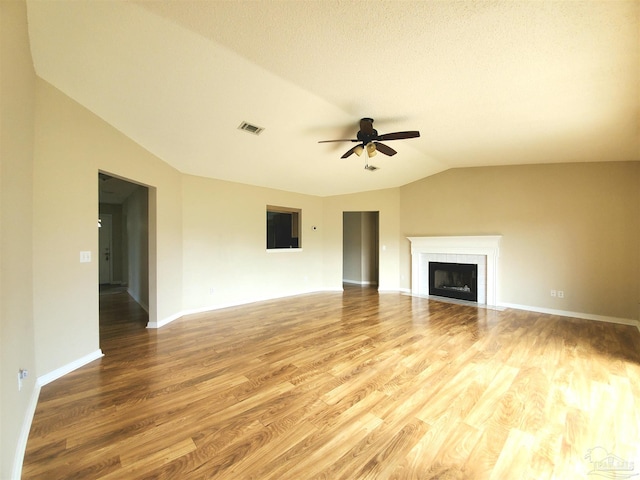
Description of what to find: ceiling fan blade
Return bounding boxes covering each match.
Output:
[373,142,397,156]
[377,131,420,141]
[341,145,361,158]
[318,139,358,143]
[359,118,375,136]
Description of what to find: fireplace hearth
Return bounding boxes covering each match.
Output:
[429,262,478,302]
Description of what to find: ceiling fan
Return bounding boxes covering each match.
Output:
[318,118,420,159]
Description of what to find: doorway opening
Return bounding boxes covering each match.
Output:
[342,211,379,288]
[98,172,151,340]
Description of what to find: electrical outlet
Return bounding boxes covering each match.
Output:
[209,287,215,295]
[551,290,557,297]
[557,290,564,298]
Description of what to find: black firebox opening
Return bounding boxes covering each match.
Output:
[428,262,478,302]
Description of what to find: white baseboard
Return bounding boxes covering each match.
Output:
[343,279,377,286]
[401,293,639,332]
[12,383,41,480]
[148,290,640,333]
[14,349,103,479]
[147,288,341,329]
[499,302,640,331]
[37,349,104,387]
[147,312,182,329]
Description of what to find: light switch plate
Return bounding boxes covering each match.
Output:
[80,251,91,263]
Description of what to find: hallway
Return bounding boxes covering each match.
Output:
[99,286,148,350]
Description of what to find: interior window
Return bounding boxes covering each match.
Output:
[267,206,301,249]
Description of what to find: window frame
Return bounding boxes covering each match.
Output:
[266,205,302,251]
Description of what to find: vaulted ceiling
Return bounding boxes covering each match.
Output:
[26,0,639,196]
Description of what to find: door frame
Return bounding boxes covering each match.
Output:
[342,211,380,287]
[98,171,155,328]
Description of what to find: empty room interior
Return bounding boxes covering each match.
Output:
[2,1,639,478]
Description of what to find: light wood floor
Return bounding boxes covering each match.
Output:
[23,286,640,479]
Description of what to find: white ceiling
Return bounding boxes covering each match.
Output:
[26,0,639,197]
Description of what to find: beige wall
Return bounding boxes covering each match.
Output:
[400,163,640,320]
[343,212,379,285]
[181,174,325,311]
[124,186,149,310]
[343,212,363,283]
[360,212,379,285]
[0,1,37,477]
[33,78,184,374]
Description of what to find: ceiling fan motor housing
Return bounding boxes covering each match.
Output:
[357,117,377,144]
[357,129,378,144]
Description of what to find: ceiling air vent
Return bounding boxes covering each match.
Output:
[238,121,264,136]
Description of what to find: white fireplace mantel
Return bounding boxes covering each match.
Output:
[408,236,502,306]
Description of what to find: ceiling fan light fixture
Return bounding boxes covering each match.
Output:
[354,145,364,156]
[366,142,377,157]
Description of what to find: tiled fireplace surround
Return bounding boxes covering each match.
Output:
[408,236,502,306]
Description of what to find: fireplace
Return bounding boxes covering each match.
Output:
[408,236,501,306]
[429,262,478,302]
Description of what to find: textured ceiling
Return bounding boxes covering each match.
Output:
[26,0,639,196]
